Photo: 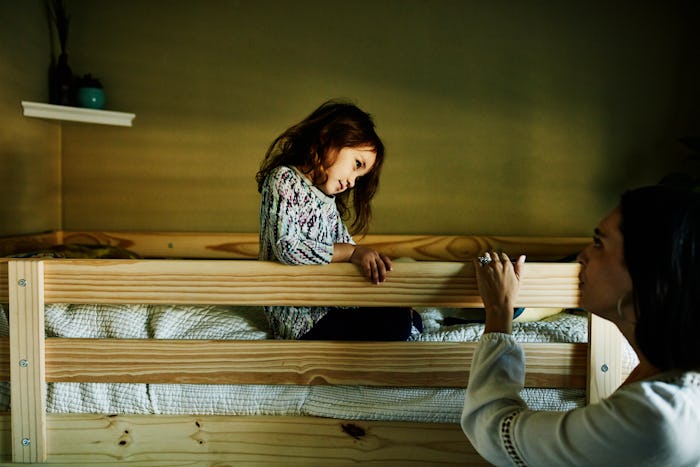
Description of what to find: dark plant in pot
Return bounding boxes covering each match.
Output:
[47,0,74,105]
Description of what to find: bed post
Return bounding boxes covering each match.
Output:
[586,313,623,404]
[8,260,47,463]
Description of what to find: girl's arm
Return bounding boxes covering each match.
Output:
[333,243,392,284]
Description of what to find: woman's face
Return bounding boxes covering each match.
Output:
[318,146,376,196]
[577,208,634,321]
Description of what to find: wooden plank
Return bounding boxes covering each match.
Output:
[43,339,587,388]
[361,234,588,262]
[586,313,624,404]
[59,230,260,260]
[43,414,486,465]
[3,230,588,261]
[8,260,47,463]
[41,260,580,308]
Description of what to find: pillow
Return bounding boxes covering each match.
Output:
[513,307,562,322]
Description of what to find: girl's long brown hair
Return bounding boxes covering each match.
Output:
[256,99,385,236]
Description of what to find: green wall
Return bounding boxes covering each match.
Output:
[4,0,699,237]
[0,0,61,236]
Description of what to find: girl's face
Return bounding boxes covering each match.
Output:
[577,208,634,321]
[318,146,376,196]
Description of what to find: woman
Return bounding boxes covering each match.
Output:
[462,184,700,466]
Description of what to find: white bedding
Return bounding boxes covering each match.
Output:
[1,304,630,422]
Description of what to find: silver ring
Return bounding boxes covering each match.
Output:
[478,255,492,266]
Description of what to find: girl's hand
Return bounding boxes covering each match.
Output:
[350,246,393,284]
[473,251,526,334]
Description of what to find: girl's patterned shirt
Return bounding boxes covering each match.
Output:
[259,165,354,339]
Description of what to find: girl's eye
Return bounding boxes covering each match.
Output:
[355,160,362,169]
[593,236,602,248]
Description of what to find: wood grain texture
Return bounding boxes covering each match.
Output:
[59,230,261,259]
[42,339,587,388]
[43,414,486,465]
[8,261,47,463]
[587,314,624,404]
[360,234,588,262]
[39,260,580,308]
[1,230,589,261]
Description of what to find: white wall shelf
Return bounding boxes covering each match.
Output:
[21,101,135,127]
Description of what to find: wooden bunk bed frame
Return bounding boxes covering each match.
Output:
[0,231,626,465]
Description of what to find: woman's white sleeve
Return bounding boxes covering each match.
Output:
[461,333,685,466]
[461,333,528,465]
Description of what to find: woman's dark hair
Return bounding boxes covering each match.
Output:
[256,99,385,236]
[620,184,700,371]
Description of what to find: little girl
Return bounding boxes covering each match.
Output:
[256,99,421,340]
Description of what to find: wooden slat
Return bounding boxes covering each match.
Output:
[43,414,486,465]
[40,260,580,308]
[587,313,624,403]
[42,339,587,388]
[8,260,47,463]
[361,234,588,262]
[59,230,261,260]
[0,230,588,261]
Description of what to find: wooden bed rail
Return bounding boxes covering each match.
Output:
[1,259,581,307]
[0,338,587,388]
[0,259,587,390]
[0,258,626,464]
[0,230,590,261]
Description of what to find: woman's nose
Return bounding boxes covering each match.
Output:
[576,246,589,264]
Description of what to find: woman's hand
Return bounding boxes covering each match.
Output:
[350,245,393,284]
[473,251,526,334]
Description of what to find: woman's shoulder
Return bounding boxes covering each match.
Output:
[597,372,700,462]
[645,372,700,459]
[617,371,700,428]
[649,370,700,393]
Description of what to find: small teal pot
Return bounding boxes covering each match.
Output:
[77,87,105,109]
